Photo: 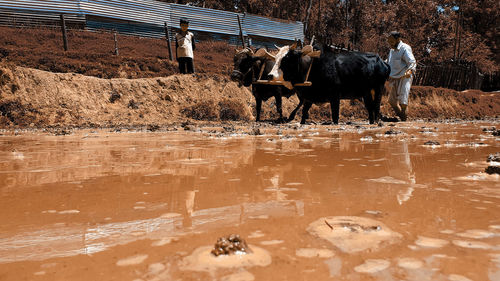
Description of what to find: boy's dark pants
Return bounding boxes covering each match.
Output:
[178,57,194,74]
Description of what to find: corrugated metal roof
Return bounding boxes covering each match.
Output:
[242,13,303,41]
[0,0,81,14]
[0,0,304,44]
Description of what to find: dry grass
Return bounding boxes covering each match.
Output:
[219,99,252,121]
[182,100,218,120]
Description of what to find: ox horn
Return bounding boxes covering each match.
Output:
[254,48,275,60]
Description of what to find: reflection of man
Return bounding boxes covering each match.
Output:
[386,141,416,205]
[386,31,416,122]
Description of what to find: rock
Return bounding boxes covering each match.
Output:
[109,91,121,103]
[385,129,401,135]
[128,99,139,109]
[147,124,160,132]
[424,140,440,145]
[487,153,500,162]
[211,234,252,256]
[485,166,500,175]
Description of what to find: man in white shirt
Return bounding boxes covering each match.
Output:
[175,18,195,74]
[386,31,416,121]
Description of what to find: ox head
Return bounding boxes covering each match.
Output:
[231,48,276,87]
[231,48,255,87]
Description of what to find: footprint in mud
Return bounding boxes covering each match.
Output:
[116,254,148,266]
[295,248,335,258]
[259,240,284,246]
[456,229,495,239]
[414,236,449,248]
[452,240,492,250]
[397,257,423,269]
[220,270,255,281]
[307,216,402,253]
[247,230,265,238]
[354,259,390,273]
[448,274,473,281]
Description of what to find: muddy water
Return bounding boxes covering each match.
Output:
[0,121,499,281]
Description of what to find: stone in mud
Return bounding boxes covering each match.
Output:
[128,99,139,109]
[211,234,252,256]
[424,140,440,146]
[180,245,271,272]
[307,216,402,253]
[147,124,160,132]
[485,166,500,175]
[487,153,500,162]
[109,91,121,103]
[384,129,402,135]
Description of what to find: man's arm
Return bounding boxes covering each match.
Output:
[191,33,196,51]
[402,45,416,76]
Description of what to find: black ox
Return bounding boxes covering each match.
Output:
[231,48,295,122]
[279,45,390,124]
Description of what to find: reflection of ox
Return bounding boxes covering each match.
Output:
[279,45,391,124]
[230,48,295,122]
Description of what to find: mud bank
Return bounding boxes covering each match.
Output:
[0,63,499,129]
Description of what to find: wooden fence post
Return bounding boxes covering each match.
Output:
[164,22,174,61]
[237,15,246,48]
[113,31,119,55]
[60,14,68,51]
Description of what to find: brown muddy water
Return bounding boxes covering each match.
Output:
[0,121,499,281]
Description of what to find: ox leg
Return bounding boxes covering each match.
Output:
[363,95,375,124]
[255,98,262,122]
[373,85,383,123]
[275,95,285,123]
[287,96,304,122]
[300,101,312,124]
[330,96,340,124]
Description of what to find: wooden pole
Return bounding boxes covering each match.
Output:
[237,15,246,48]
[60,14,68,51]
[303,0,313,35]
[113,31,119,55]
[457,9,462,61]
[164,22,174,61]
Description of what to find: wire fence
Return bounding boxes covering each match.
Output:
[413,62,485,91]
[0,0,304,49]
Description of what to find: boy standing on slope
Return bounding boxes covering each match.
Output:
[175,18,196,74]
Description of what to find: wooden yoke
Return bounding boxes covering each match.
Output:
[294,58,313,87]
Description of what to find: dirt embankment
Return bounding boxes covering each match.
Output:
[0,62,498,129]
[0,26,498,128]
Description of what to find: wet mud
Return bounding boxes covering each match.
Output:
[0,120,499,280]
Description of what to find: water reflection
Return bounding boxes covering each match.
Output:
[0,123,499,277]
